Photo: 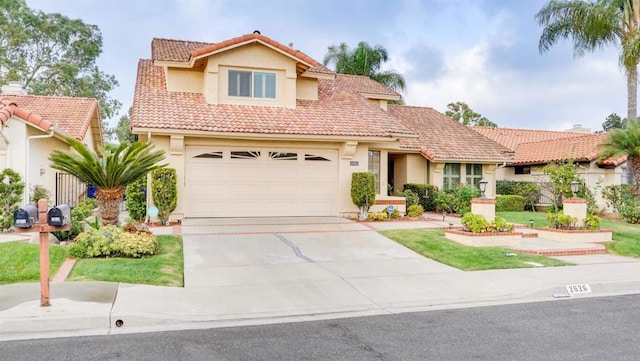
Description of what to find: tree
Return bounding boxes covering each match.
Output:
[602,113,627,131]
[598,119,640,186]
[543,160,579,213]
[0,0,121,123]
[49,138,165,226]
[116,107,137,144]
[323,41,406,92]
[536,0,640,121]
[445,101,498,127]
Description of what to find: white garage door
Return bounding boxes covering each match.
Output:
[185,146,338,217]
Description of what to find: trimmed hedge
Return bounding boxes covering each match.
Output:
[496,195,527,212]
[403,183,438,211]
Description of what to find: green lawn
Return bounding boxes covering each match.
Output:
[380,229,571,271]
[67,235,184,287]
[498,211,640,258]
[0,242,67,285]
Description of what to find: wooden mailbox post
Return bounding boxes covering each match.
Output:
[14,199,70,307]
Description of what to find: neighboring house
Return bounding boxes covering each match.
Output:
[472,126,627,209]
[388,105,512,196]
[131,32,513,219]
[0,82,103,206]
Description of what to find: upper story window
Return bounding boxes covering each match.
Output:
[228,70,276,99]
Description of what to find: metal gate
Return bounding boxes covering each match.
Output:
[55,173,89,208]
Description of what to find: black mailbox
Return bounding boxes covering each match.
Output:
[13,205,38,228]
[47,204,70,226]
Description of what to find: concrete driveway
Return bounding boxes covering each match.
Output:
[182,217,457,288]
[173,217,460,319]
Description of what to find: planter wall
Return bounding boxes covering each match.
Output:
[444,229,522,247]
[535,228,612,243]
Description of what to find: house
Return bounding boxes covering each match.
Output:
[472,126,627,209]
[0,82,103,206]
[131,32,512,219]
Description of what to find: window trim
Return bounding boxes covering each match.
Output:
[228,69,277,99]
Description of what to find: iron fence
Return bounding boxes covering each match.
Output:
[55,173,126,210]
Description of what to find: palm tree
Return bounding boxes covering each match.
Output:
[536,0,640,120]
[599,119,640,185]
[49,138,166,225]
[323,41,406,92]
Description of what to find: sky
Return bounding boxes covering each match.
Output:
[26,0,627,133]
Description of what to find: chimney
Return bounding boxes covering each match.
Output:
[1,81,27,95]
[566,124,591,133]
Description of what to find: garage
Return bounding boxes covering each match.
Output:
[185,146,338,217]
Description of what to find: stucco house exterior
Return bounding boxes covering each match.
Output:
[131,32,513,219]
[0,82,103,206]
[472,126,627,209]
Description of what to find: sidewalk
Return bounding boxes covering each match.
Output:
[2,216,640,341]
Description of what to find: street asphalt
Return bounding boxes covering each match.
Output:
[1,215,640,341]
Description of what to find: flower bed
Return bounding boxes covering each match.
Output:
[444,229,523,247]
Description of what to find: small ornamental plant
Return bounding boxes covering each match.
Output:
[461,213,514,233]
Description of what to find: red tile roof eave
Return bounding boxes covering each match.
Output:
[190,33,320,68]
[131,126,412,141]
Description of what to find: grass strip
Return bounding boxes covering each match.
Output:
[67,235,184,287]
[381,229,572,271]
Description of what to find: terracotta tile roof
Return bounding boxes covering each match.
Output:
[151,34,334,75]
[131,59,414,138]
[387,105,513,162]
[513,132,625,166]
[151,38,212,62]
[318,74,401,99]
[472,126,586,151]
[0,94,101,141]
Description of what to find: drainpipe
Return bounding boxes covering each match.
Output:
[25,129,55,205]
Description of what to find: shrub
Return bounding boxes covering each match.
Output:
[453,185,480,214]
[387,207,400,219]
[461,213,490,233]
[402,189,420,208]
[403,183,438,211]
[152,168,177,225]
[546,210,578,229]
[602,185,640,223]
[68,225,159,258]
[0,168,24,231]
[512,182,540,211]
[126,176,147,222]
[68,226,121,258]
[583,214,601,231]
[53,198,98,241]
[367,212,388,221]
[30,185,50,204]
[435,190,456,214]
[496,195,527,212]
[496,180,516,195]
[461,213,514,233]
[406,204,424,217]
[351,172,376,219]
[111,231,159,258]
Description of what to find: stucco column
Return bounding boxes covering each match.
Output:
[563,198,587,228]
[471,198,495,222]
